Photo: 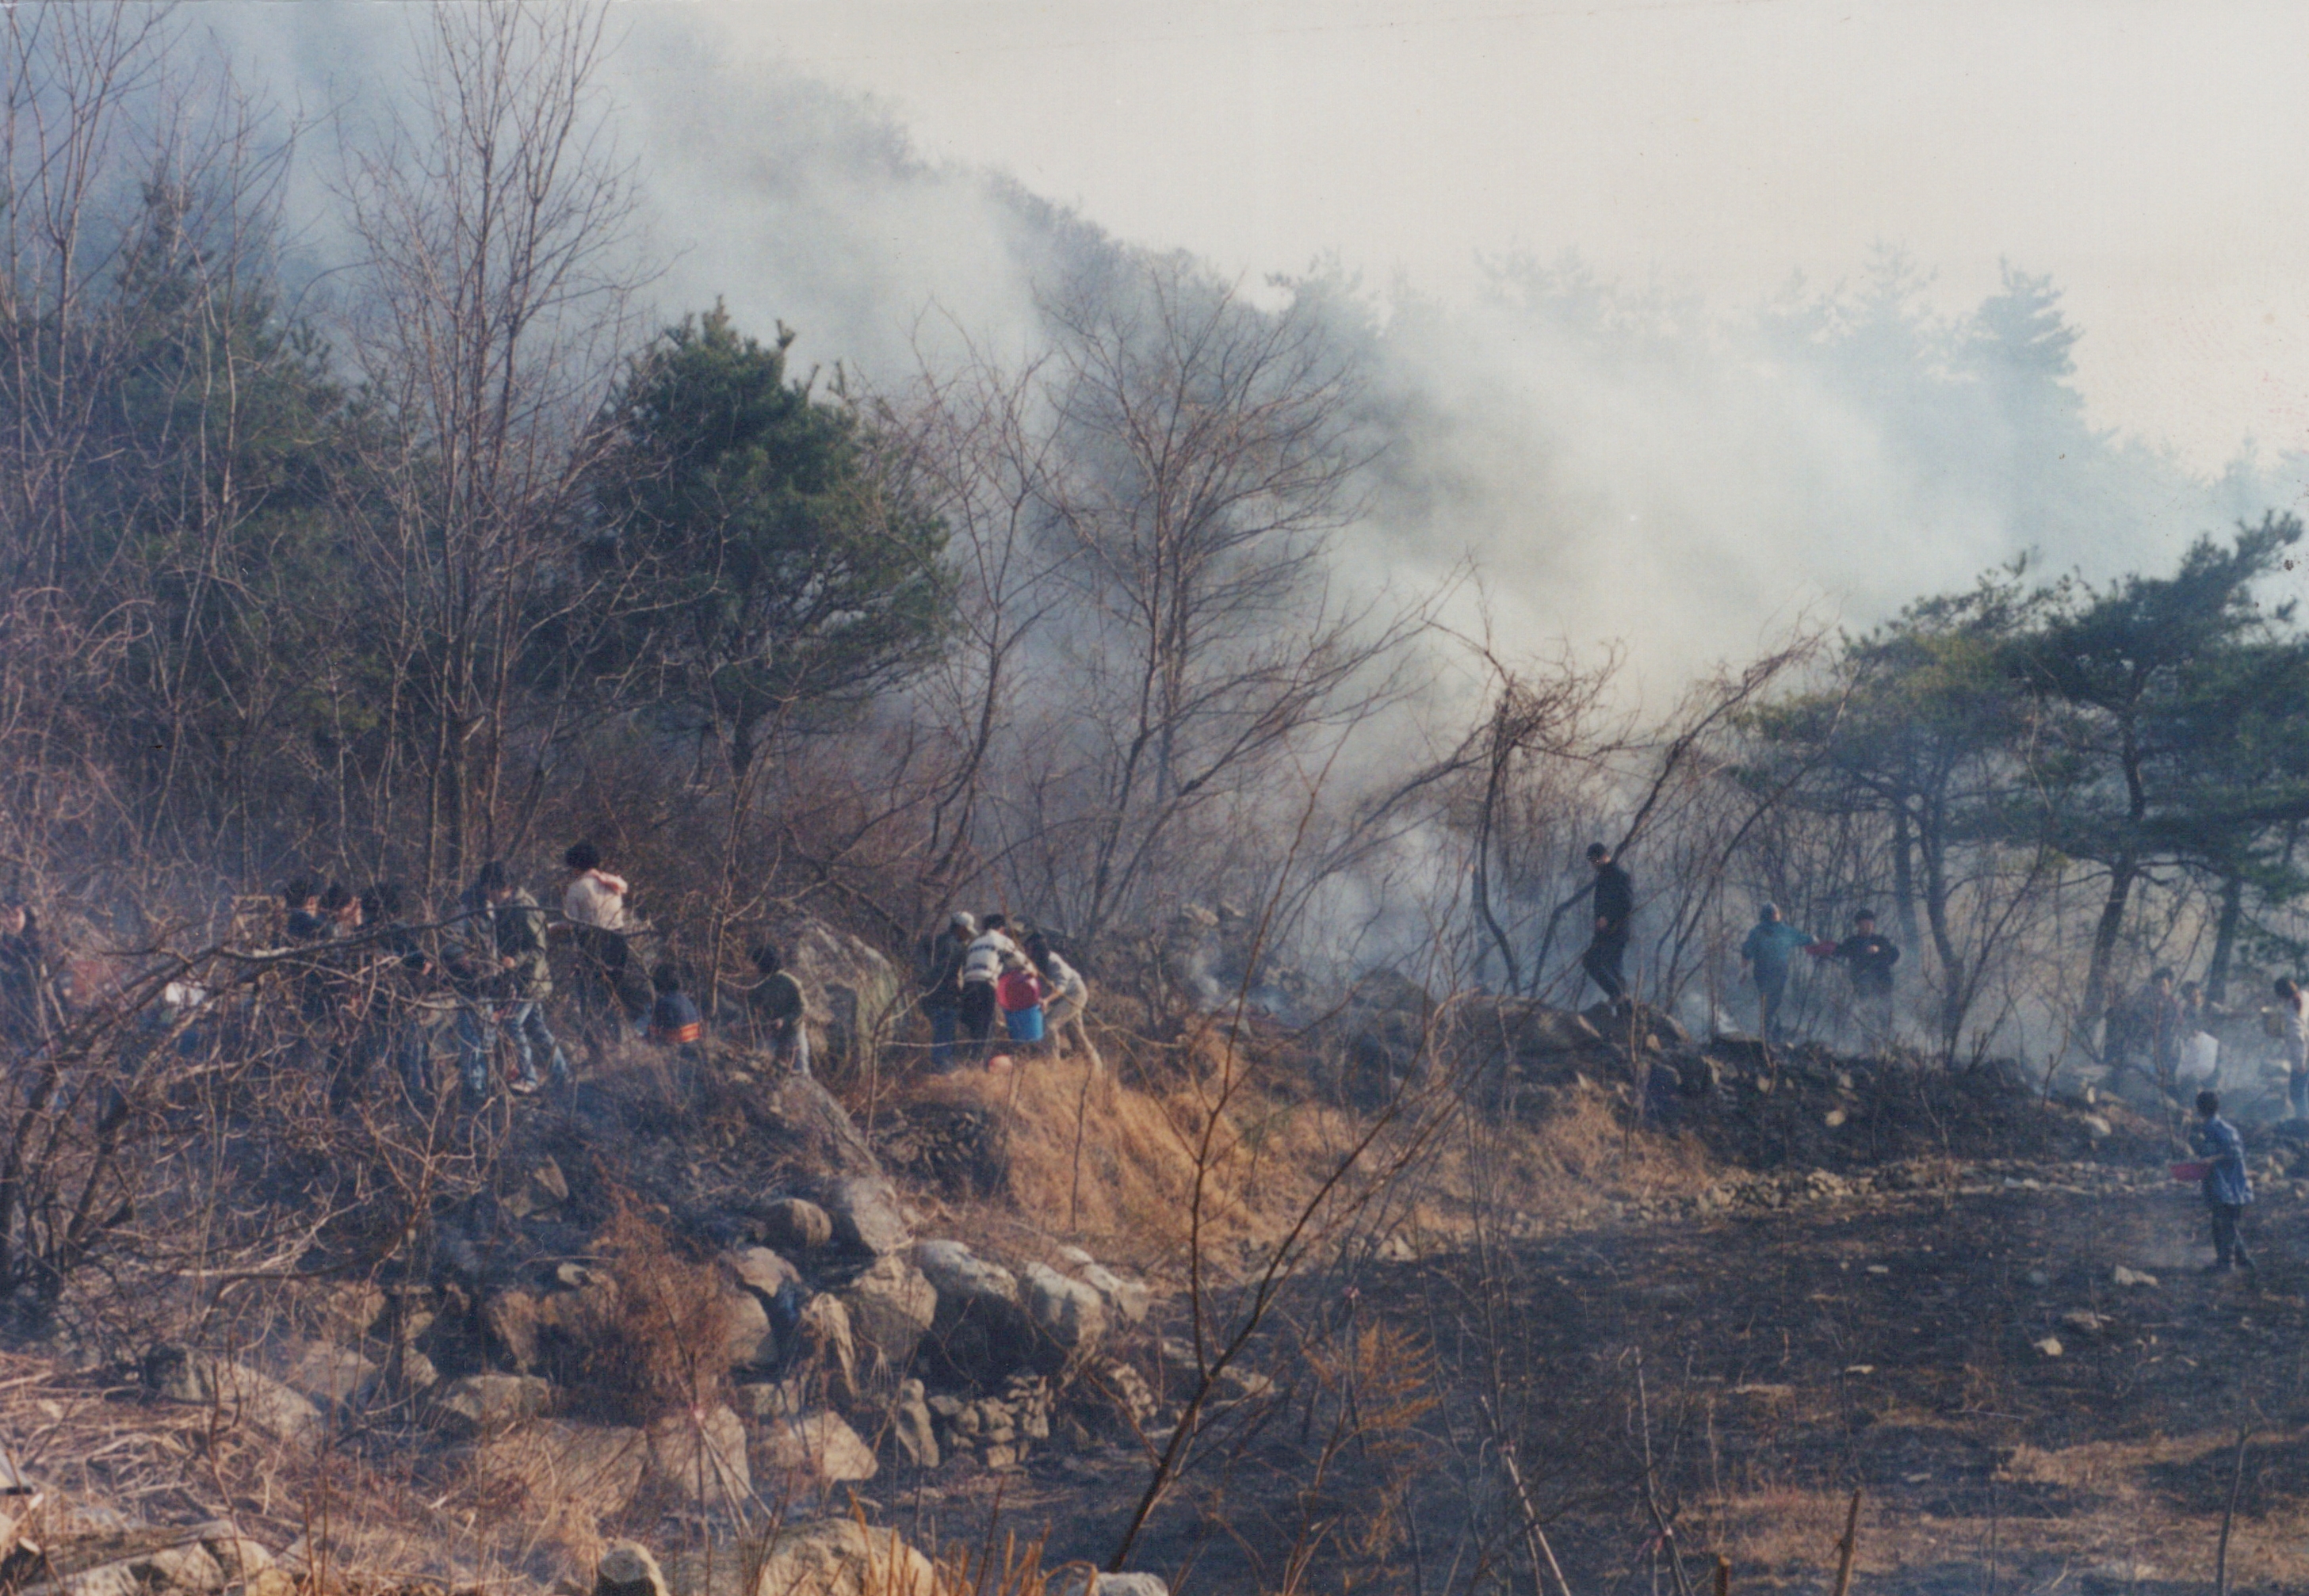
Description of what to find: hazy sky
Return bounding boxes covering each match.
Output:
[638,0,2309,475]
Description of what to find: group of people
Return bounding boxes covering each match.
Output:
[1579,842,1903,1047]
[915,911,1095,1073]
[220,844,817,1106]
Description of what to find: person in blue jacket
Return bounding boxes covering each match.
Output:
[2192,1089,2254,1273]
[1739,903,1814,1044]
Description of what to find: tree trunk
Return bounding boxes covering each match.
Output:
[1890,802,1921,955]
[2081,856,2135,1054]
[2207,872,2245,1006]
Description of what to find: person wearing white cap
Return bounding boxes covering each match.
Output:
[917,911,977,1071]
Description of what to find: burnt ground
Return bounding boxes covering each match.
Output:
[904,1158,2309,1595]
[1428,1170,2309,1595]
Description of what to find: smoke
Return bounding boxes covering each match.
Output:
[197,3,2302,698]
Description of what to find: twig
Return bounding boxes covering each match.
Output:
[1829,1488,1861,1596]
[2216,1422,2250,1596]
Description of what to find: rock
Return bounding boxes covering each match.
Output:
[758,1410,878,1483]
[595,1541,670,1596]
[916,1241,1034,1382]
[1058,1576,1171,1596]
[892,1380,939,1469]
[2060,1310,2112,1336]
[140,1346,323,1445]
[747,1520,936,1596]
[271,1341,381,1409]
[822,1177,911,1256]
[759,1199,835,1256]
[732,1072,885,1184]
[1021,1262,1108,1357]
[839,1254,936,1376]
[2112,1266,2160,1289]
[2033,1336,2063,1358]
[199,1533,274,1583]
[916,1240,1019,1307]
[2081,1113,2112,1139]
[134,1544,225,1593]
[485,1289,544,1373]
[725,1245,803,1299]
[796,1292,858,1398]
[782,917,904,1081]
[431,1373,552,1435]
[317,1281,386,1342]
[734,1378,810,1422]
[1076,1262,1151,1325]
[478,1421,646,1519]
[642,1404,749,1502]
[724,1285,776,1369]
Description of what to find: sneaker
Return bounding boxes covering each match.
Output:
[508,1075,541,1097]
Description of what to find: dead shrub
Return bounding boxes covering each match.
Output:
[553,1200,734,1422]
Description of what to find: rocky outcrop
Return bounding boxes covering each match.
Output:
[927,1374,1053,1470]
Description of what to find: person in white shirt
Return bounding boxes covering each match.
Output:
[562,842,639,1050]
[959,913,1019,1061]
[1026,930,1099,1072]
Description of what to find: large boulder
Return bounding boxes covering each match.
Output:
[1021,1263,1108,1358]
[748,1519,935,1596]
[782,918,904,1082]
[141,1346,323,1445]
[757,1410,878,1484]
[1073,1262,1152,1326]
[916,1241,1034,1384]
[838,1254,936,1376]
[820,1177,911,1256]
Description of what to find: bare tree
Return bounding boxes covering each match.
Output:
[1034,256,1423,940]
[337,0,644,892]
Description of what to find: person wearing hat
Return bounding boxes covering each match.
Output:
[1739,902,1814,1045]
[917,911,977,1071]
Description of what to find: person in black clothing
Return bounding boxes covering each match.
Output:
[1831,911,1901,1044]
[360,884,437,1103]
[281,877,328,945]
[0,899,45,1050]
[1582,843,1634,1009]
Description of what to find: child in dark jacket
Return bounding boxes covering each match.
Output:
[648,964,704,1048]
[2192,1089,2254,1272]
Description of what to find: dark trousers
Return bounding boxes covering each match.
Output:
[959,982,999,1046]
[2210,1202,2253,1270]
[1757,972,1789,1044]
[1582,932,1628,1004]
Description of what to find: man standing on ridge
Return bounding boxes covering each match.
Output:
[1829,909,1901,1048]
[1740,902,1813,1045]
[1583,842,1634,1012]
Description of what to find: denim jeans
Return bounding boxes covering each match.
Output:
[2292,1069,2309,1121]
[927,1005,958,1071]
[456,1001,569,1096]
